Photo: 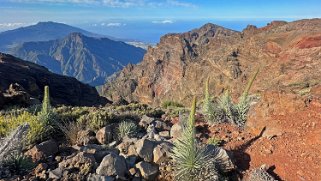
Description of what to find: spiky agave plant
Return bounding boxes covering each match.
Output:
[171,97,208,181]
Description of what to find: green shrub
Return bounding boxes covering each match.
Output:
[3,153,35,174]
[117,121,138,138]
[171,97,209,181]
[78,109,113,130]
[0,112,49,144]
[162,101,184,109]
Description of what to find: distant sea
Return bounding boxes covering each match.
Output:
[81,18,296,43]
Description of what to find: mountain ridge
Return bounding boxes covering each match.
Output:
[103,19,321,106]
[10,32,146,86]
[0,52,108,106]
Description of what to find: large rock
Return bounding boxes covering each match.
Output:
[96,125,116,145]
[96,153,128,179]
[25,139,58,162]
[58,152,96,175]
[135,138,155,162]
[0,53,108,106]
[135,161,159,181]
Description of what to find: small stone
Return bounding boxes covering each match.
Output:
[49,167,63,179]
[170,123,183,139]
[87,173,115,181]
[159,131,170,138]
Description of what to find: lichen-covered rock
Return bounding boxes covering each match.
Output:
[58,152,96,175]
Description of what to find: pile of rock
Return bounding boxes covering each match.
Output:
[4,114,235,181]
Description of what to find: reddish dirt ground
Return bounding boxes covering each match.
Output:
[192,100,321,181]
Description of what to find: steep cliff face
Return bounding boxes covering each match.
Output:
[103,19,321,106]
[10,32,146,86]
[0,53,108,106]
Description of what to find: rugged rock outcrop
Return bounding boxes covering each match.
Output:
[0,53,108,107]
[103,19,321,106]
[10,32,146,86]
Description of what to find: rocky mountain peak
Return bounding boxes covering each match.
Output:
[103,19,321,106]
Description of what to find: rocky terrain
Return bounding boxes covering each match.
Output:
[10,32,146,86]
[101,18,321,180]
[0,18,320,181]
[104,19,321,106]
[0,53,107,107]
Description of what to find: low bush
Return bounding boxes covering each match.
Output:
[117,121,138,138]
[162,101,184,109]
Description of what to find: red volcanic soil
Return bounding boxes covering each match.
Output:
[295,35,321,49]
[172,96,321,181]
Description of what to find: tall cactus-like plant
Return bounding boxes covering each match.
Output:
[235,69,259,127]
[172,97,208,181]
[41,86,50,115]
[203,77,215,122]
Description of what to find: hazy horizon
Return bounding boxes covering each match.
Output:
[1,0,321,43]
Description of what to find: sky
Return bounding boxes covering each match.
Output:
[1,0,321,42]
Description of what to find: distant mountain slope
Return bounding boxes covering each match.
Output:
[0,53,107,106]
[103,19,321,106]
[10,32,146,86]
[0,21,103,52]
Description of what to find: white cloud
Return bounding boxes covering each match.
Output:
[10,0,197,8]
[152,20,174,24]
[106,22,126,27]
[92,22,126,27]
[0,22,24,27]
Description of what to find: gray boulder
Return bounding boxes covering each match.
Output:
[96,153,128,179]
[135,161,159,181]
[135,138,155,162]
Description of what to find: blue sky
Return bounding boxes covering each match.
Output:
[1,0,321,42]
